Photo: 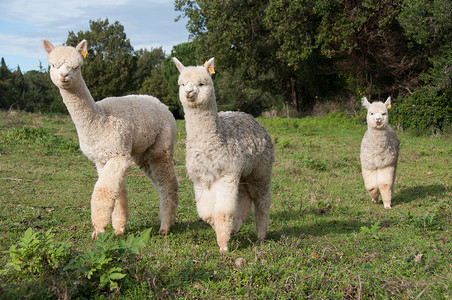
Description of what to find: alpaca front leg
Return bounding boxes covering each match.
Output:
[379,184,392,209]
[111,180,129,235]
[91,157,131,239]
[213,179,238,252]
[214,212,234,253]
[378,166,396,209]
[362,168,379,203]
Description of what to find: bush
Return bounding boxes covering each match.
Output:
[391,86,451,134]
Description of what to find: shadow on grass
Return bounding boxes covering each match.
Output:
[393,184,447,206]
[265,218,371,242]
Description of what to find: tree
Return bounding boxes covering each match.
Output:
[66,19,137,100]
[134,47,166,91]
[175,0,343,112]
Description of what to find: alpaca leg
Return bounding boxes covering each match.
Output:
[91,157,131,238]
[194,183,215,229]
[378,166,396,209]
[111,180,129,235]
[369,188,380,203]
[362,168,379,203]
[212,178,238,252]
[232,184,252,235]
[141,158,178,235]
[248,183,272,241]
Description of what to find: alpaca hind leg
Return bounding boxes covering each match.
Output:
[142,158,179,235]
[91,157,131,238]
[232,184,252,235]
[248,182,272,241]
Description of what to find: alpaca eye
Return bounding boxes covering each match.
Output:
[199,83,204,86]
[382,113,386,115]
[370,113,374,115]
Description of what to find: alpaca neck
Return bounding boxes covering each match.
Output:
[59,80,101,130]
[368,127,389,144]
[184,108,221,144]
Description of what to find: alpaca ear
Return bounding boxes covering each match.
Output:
[385,96,392,109]
[43,38,54,54]
[172,57,185,73]
[76,40,88,59]
[361,97,371,109]
[204,57,215,75]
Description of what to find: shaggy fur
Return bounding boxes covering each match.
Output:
[360,96,400,208]
[43,39,178,237]
[173,57,275,252]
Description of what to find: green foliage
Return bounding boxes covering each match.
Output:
[65,229,151,291]
[1,228,72,276]
[404,212,442,231]
[0,126,79,153]
[1,227,152,295]
[391,86,451,134]
[291,152,327,171]
[358,222,382,240]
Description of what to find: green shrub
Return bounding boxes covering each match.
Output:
[1,228,72,276]
[391,86,451,134]
[1,228,152,296]
[0,126,79,153]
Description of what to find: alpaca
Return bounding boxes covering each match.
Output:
[360,96,400,208]
[43,38,178,238]
[173,57,275,252]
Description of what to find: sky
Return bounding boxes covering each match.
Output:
[0,0,190,72]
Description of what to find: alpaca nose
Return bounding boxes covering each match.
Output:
[60,72,68,81]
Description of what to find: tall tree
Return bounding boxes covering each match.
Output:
[66,19,137,100]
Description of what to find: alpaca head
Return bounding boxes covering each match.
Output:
[362,96,392,130]
[173,57,216,109]
[43,38,87,90]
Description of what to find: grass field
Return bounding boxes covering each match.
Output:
[0,110,450,299]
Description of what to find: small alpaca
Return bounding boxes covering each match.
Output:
[360,96,400,208]
[43,39,178,237]
[173,57,275,252]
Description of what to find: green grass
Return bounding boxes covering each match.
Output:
[0,110,450,299]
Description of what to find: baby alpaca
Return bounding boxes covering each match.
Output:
[360,96,400,208]
[173,57,275,252]
[43,39,178,237]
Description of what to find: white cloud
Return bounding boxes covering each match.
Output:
[0,0,190,71]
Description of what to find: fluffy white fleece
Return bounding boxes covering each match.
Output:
[360,96,400,208]
[173,57,274,252]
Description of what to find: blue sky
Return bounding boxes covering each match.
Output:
[0,0,190,72]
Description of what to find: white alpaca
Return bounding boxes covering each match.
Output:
[43,39,178,237]
[173,57,275,252]
[360,96,400,208]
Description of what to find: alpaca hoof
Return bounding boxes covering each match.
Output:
[92,228,105,239]
[372,199,377,203]
[159,227,170,236]
[384,205,391,209]
[219,246,228,253]
[114,228,126,235]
